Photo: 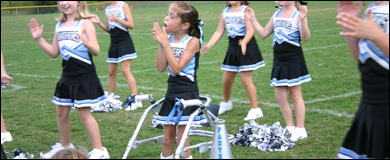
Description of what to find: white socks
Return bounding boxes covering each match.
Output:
[160,153,173,159]
[160,153,192,159]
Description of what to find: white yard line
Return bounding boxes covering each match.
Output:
[8,72,359,118]
[1,84,27,92]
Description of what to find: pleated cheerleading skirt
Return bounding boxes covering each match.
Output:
[221,36,265,72]
[52,71,107,109]
[338,101,389,159]
[106,28,137,63]
[270,42,311,87]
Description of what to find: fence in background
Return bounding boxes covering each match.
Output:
[1,1,223,16]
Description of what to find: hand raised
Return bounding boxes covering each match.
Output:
[337,1,362,17]
[152,22,168,45]
[28,18,44,40]
[337,9,378,41]
[78,31,88,46]
[91,14,101,24]
[244,7,255,21]
[299,5,308,20]
[200,44,211,55]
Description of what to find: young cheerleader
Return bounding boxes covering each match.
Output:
[1,35,14,145]
[245,1,311,141]
[91,1,141,110]
[336,1,389,158]
[152,1,206,159]
[200,1,265,121]
[28,1,109,159]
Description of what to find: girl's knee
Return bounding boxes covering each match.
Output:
[163,136,176,146]
[275,94,287,103]
[108,71,117,77]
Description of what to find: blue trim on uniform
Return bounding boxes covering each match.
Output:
[181,35,190,43]
[225,7,230,13]
[292,10,298,18]
[75,19,81,27]
[168,34,174,43]
[366,40,389,63]
[274,30,300,46]
[61,45,91,61]
[338,147,368,159]
[106,53,137,63]
[119,1,124,8]
[275,10,282,17]
[74,95,107,106]
[52,97,73,103]
[239,5,247,12]
[221,61,265,72]
[156,114,207,123]
[270,74,311,87]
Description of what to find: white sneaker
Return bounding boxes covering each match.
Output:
[125,101,142,111]
[1,132,13,144]
[88,147,109,159]
[290,127,308,142]
[218,100,233,115]
[40,142,74,159]
[285,126,295,134]
[243,108,264,121]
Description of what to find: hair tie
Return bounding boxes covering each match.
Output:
[198,19,204,26]
[198,19,204,45]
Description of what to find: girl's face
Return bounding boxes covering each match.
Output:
[228,1,241,6]
[164,4,184,33]
[279,1,294,7]
[58,1,79,15]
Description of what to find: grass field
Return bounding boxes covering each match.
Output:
[1,1,368,159]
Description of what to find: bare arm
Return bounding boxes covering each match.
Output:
[80,19,100,56]
[161,38,199,75]
[120,3,134,29]
[337,9,389,58]
[200,11,226,55]
[156,44,168,73]
[245,7,274,39]
[336,1,363,61]
[91,14,110,33]
[28,18,60,59]
[298,6,310,41]
[240,12,254,55]
[152,22,199,74]
[1,51,13,87]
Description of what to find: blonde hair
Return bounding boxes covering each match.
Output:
[51,148,88,159]
[295,1,302,10]
[56,1,93,22]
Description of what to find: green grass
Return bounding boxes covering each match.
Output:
[1,1,367,159]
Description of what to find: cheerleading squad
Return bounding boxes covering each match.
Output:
[0,1,387,159]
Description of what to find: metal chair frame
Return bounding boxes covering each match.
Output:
[122,95,234,159]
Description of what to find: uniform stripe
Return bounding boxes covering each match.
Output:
[221,61,265,72]
[154,115,208,126]
[338,147,368,159]
[270,74,312,87]
[106,53,137,63]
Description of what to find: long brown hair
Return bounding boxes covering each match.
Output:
[56,1,93,22]
[172,1,202,40]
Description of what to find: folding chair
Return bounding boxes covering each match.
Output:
[122,95,235,159]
